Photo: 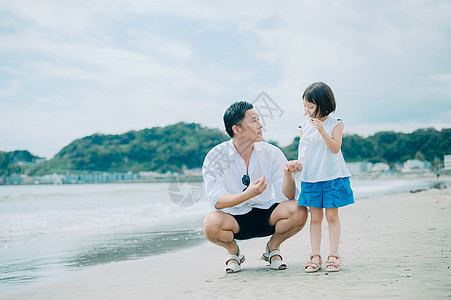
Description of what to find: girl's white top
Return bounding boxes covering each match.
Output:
[297,117,351,183]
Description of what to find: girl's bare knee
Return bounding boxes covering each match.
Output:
[325,210,340,224]
[309,208,323,224]
[310,215,323,225]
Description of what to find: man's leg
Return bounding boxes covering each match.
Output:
[203,211,241,264]
[267,200,308,260]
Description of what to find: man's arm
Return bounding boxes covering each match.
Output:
[215,176,267,209]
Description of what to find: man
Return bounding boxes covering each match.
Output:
[202,101,307,273]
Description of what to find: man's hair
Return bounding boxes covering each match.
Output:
[302,82,336,118]
[223,101,254,138]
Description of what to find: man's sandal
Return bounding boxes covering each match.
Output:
[304,253,322,273]
[225,244,245,273]
[261,240,287,270]
[325,254,341,272]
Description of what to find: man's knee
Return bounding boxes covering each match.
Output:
[203,212,221,237]
[203,211,235,240]
[275,201,307,231]
[286,201,308,224]
[295,207,308,229]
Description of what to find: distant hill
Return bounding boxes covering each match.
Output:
[1,124,450,176]
[28,122,229,175]
[281,127,451,167]
[0,150,44,176]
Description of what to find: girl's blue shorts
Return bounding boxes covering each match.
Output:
[298,177,354,209]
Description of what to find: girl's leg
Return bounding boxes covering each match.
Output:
[306,207,323,270]
[325,208,341,268]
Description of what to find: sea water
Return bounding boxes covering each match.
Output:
[0,178,441,294]
[0,182,209,294]
[351,178,438,199]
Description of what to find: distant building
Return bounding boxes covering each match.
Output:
[1,171,141,185]
[371,163,390,173]
[3,174,27,185]
[139,171,165,179]
[402,159,431,173]
[445,155,451,170]
[183,168,202,176]
[41,173,64,184]
[346,162,373,175]
[393,162,403,172]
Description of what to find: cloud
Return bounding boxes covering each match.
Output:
[0,0,450,157]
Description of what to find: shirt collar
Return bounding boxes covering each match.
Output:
[226,139,237,155]
[226,139,263,155]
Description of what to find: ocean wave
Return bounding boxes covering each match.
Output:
[1,205,208,240]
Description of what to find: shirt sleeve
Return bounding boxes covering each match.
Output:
[202,147,229,210]
[271,147,299,201]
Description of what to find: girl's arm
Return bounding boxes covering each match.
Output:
[311,120,343,154]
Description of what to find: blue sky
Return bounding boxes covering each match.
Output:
[1,0,450,159]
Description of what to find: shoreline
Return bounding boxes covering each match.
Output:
[3,185,450,299]
[2,172,450,186]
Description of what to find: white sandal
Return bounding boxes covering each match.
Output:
[225,244,245,273]
[261,241,287,270]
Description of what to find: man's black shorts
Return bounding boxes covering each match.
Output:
[232,203,279,240]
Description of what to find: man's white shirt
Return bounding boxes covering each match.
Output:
[202,139,298,215]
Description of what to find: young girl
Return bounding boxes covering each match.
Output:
[297,82,354,273]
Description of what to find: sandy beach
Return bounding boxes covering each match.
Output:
[4,184,450,299]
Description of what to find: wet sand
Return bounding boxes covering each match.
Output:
[4,186,451,299]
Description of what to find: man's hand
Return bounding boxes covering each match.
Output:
[215,175,267,209]
[282,161,301,200]
[284,160,302,174]
[245,175,267,198]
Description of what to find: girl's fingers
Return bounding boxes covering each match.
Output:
[285,161,302,173]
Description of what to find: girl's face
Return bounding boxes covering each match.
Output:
[303,97,317,119]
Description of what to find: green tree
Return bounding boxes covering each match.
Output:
[415,151,425,161]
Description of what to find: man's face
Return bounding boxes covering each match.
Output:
[235,109,263,142]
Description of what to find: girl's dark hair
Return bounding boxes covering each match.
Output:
[223,101,254,138]
[302,82,336,118]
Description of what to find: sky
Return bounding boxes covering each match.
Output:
[1,0,450,159]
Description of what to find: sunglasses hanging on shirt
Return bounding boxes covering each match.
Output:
[242,174,250,191]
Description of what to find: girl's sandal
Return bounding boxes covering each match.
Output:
[304,253,322,273]
[325,254,342,272]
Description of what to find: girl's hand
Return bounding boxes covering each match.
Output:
[284,160,302,173]
[310,119,325,133]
